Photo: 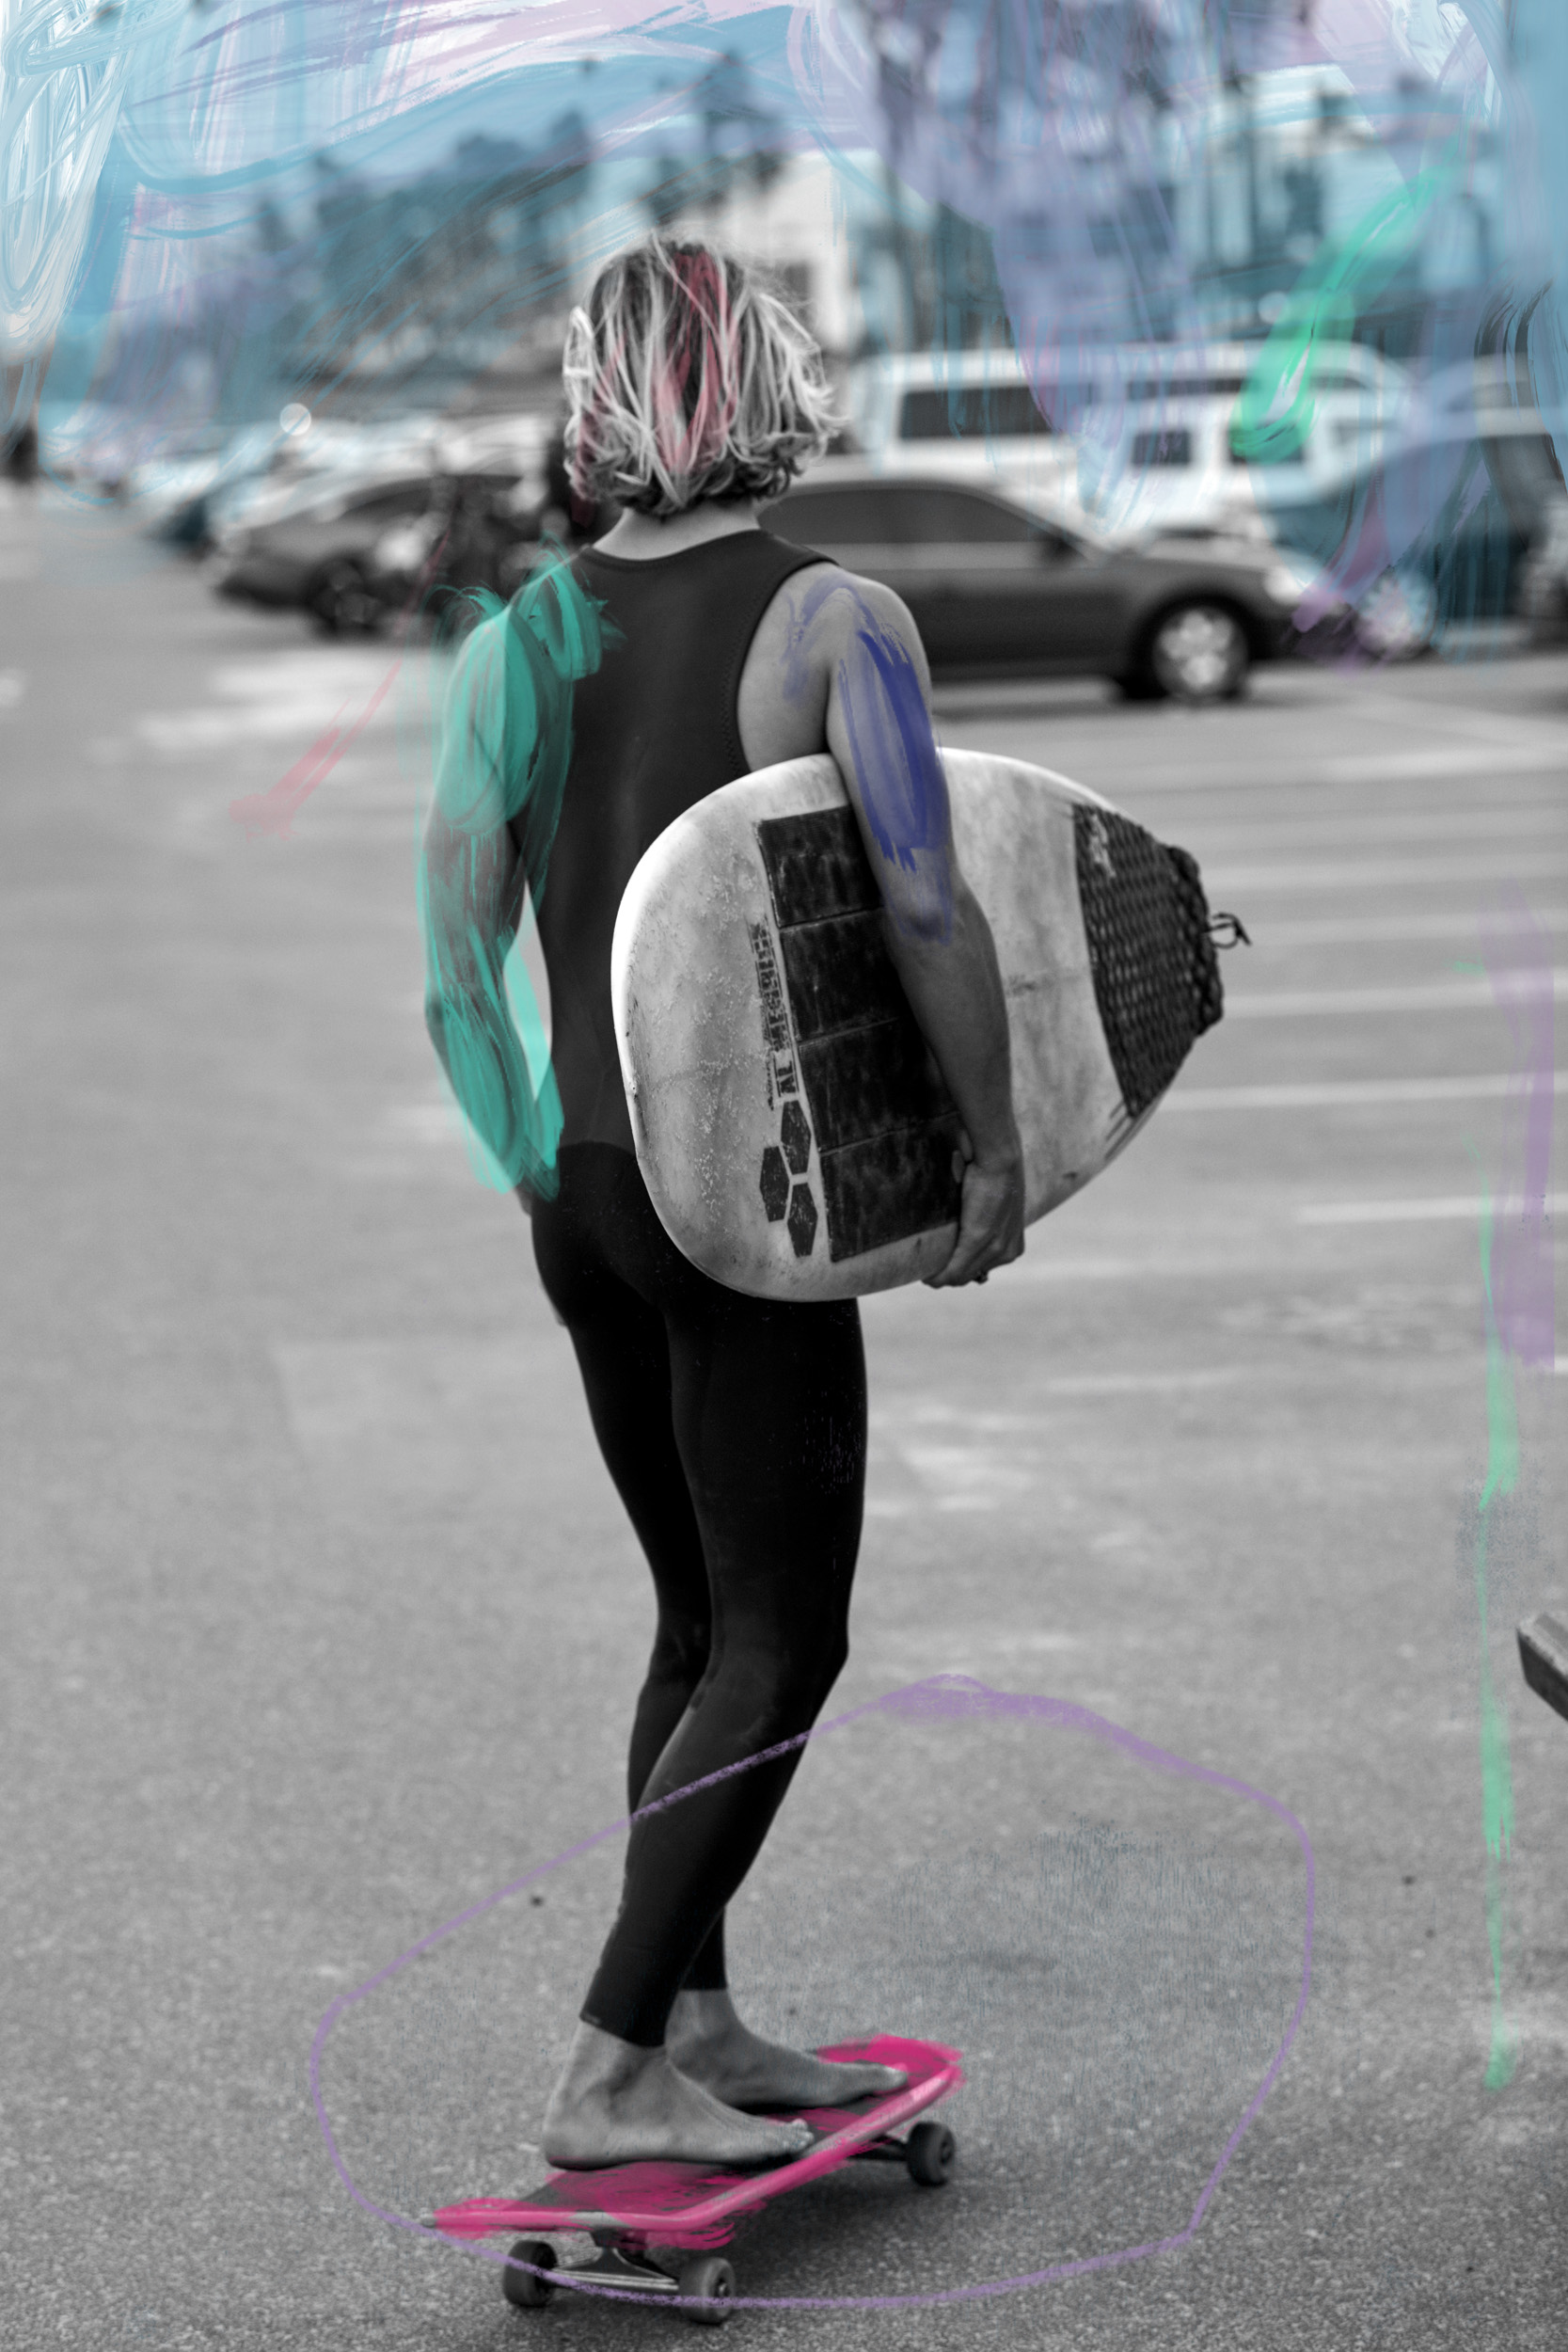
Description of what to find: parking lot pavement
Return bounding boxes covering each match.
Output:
[3,494,1565,2348]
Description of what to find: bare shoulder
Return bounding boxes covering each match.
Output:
[753,559,930,691]
[738,551,935,769]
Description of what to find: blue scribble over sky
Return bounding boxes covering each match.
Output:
[3,0,1565,596]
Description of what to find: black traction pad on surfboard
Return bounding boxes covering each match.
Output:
[1071,805,1225,1122]
[756,808,962,1263]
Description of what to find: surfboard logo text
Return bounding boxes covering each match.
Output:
[749,920,800,1108]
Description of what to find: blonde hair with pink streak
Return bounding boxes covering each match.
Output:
[563,236,836,517]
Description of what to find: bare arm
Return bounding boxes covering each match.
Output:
[420,614,547,1202]
[816,575,1024,1286]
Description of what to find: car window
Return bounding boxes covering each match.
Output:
[1227,421,1308,465]
[1125,373,1247,399]
[880,485,1044,544]
[897,384,1056,441]
[768,485,904,542]
[896,380,1101,440]
[1130,427,1194,468]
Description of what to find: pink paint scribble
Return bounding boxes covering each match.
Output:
[228,661,400,841]
[1480,889,1557,1368]
[229,527,450,841]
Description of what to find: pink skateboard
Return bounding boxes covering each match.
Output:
[427,2033,962,2325]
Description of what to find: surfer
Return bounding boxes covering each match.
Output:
[422,235,1024,2169]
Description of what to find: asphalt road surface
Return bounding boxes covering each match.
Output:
[4,485,1564,2350]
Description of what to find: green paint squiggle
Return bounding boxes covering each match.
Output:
[1232,146,1460,466]
[420,551,620,1195]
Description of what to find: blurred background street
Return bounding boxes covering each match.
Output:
[6,2,1568,2344]
[3,482,1563,2349]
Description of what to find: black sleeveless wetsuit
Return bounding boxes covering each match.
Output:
[528,531,868,2047]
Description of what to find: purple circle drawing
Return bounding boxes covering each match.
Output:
[310,1674,1314,2311]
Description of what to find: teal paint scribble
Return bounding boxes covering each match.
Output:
[1233,151,1461,468]
[419,549,619,1195]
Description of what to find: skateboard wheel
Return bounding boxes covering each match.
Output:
[500,2237,557,2309]
[905,2121,957,2186]
[677,2254,736,2325]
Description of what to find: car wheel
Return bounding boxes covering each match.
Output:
[1147,602,1250,703]
[308,558,386,636]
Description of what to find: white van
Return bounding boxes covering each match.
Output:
[1085,342,1410,539]
[846,348,1110,513]
[849,342,1408,540]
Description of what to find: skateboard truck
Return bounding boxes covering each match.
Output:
[487,2123,956,2325]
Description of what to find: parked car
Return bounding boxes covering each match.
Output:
[847,342,1406,528]
[1087,342,1409,544]
[210,466,530,632]
[760,464,1301,699]
[1518,495,1568,642]
[121,423,280,546]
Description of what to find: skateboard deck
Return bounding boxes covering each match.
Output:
[429,2034,961,2314]
[611,749,1228,1299]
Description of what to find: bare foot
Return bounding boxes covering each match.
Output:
[667,1990,910,2112]
[541,2021,816,2170]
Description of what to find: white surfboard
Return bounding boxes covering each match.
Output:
[611,750,1227,1301]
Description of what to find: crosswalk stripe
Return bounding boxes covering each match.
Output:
[1224,972,1567,1017]
[1298,1194,1567,1225]
[1043,743,1567,796]
[1206,854,1568,890]
[1164,1073,1560,1111]
[1240,910,1568,946]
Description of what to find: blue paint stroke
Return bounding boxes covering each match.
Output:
[777,566,953,938]
[309,1674,1315,2313]
[835,619,952,937]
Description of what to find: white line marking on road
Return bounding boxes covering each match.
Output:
[1008,1257,1142,1281]
[1206,855,1568,890]
[1044,1368,1248,1395]
[1225,973,1567,1016]
[1322,748,1566,786]
[1044,743,1567,796]
[1299,1195,1567,1226]
[1164,1073,1562,1110]
[1243,910,1568,946]
[1188,806,1565,850]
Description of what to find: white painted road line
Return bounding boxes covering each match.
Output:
[1206,854,1568,891]
[1055,742,1567,796]
[1243,910,1568,946]
[1224,972,1567,1017]
[1192,806,1565,850]
[1044,1368,1249,1396]
[1164,1073,1562,1111]
[1298,1194,1567,1226]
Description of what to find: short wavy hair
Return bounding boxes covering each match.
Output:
[562,236,836,516]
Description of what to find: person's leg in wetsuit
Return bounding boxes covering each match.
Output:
[531,1146,905,2164]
